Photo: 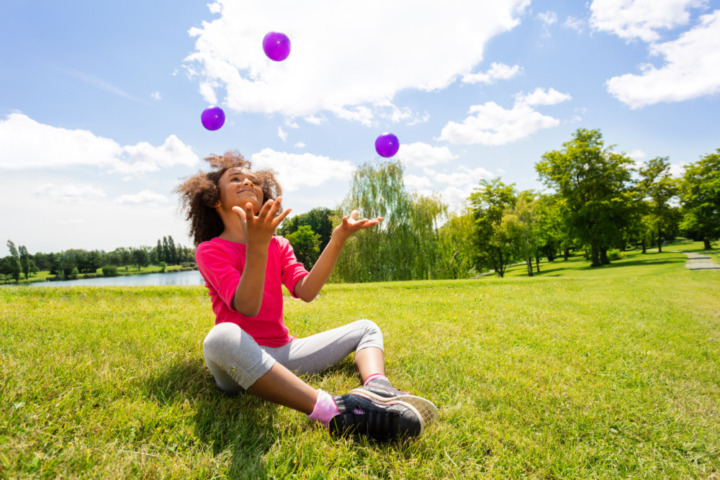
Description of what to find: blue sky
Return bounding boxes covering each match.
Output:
[1,0,719,256]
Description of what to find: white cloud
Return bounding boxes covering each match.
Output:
[0,113,199,175]
[405,174,432,190]
[250,148,355,192]
[278,126,287,141]
[0,113,121,170]
[628,149,647,160]
[405,166,494,211]
[294,142,306,148]
[151,91,162,101]
[590,0,708,42]
[33,183,107,204]
[439,88,571,145]
[116,190,170,207]
[668,163,686,178]
[397,142,457,168]
[116,135,199,175]
[606,10,720,108]
[517,87,572,106]
[564,16,584,33]
[462,62,522,85]
[538,11,558,26]
[184,0,531,124]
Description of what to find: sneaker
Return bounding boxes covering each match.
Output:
[328,393,424,441]
[349,379,439,426]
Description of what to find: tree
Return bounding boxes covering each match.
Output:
[468,178,518,277]
[536,129,634,267]
[680,148,720,250]
[18,245,30,280]
[286,225,321,269]
[132,247,151,270]
[637,157,679,253]
[437,210,475,279]
[6,240,21,283]
[280,207,335,253]
[333,160,445,282]
[509,191,543,276]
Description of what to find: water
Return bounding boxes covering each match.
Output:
[28,270,206,287]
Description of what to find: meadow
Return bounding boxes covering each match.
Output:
[1,243,719,479]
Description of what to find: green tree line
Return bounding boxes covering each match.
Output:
[279,128,718,281]
[1,236,195,283]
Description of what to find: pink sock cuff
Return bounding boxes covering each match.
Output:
[307,389,339,427]
[363,373,387,386]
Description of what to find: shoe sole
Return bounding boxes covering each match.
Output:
[348,388,439,426]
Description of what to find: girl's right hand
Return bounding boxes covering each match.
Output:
[232,197,291,246]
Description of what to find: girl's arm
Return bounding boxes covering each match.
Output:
[293,211,382,302]
[231,199,290,316]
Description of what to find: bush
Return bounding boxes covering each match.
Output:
[608,249,623,261]
[102,265,119,277]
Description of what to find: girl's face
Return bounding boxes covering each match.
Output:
[216,167,265,214]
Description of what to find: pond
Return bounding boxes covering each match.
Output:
[27,270,206,287]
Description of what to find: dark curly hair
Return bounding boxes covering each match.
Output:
[176,150,282,246]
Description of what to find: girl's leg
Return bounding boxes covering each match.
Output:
[203,322,317,413]
[265,319,384,381]
[354,346,385,382]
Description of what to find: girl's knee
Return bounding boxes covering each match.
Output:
[357,319,382,336]
[203,322,241,358]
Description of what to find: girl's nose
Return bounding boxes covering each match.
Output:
[242,178,254,186]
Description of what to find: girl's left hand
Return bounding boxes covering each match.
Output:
[333,210,383,243]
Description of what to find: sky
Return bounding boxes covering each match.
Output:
[1,0,719,257]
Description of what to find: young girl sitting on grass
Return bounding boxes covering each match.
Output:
[176,151,437,441]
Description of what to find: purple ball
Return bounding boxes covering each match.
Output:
[375,133,400,158]
[263,32,291,62]
[201,106,225,131]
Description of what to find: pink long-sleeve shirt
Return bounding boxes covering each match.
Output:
[195,236,309,347]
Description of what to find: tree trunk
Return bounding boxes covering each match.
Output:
[526,257,533,276]
[535,254,541,273]
[591,244,601,267]
[657,227,663,253]
[600,248,609,265]
[641,238,646,254]
[563,248,569,261]
[704,237,712,250]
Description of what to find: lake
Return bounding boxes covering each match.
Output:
[28,270,206,287]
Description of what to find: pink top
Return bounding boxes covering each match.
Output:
[195,236,310,347]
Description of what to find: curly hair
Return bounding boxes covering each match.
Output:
[176,150,282,246]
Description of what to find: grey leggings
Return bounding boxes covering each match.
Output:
[203,319,384,393]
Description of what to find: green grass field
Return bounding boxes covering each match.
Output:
[1,244,719,479]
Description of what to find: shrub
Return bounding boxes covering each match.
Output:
[102,265,119,277]
[608,249,623,261]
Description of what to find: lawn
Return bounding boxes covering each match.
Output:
[1,246,719,478]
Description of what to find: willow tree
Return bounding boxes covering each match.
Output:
[332,160,445,282]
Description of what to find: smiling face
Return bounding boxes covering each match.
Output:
[216,167,265,214]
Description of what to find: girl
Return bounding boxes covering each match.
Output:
[177,151,437,441]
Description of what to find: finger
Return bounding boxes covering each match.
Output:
[232,205,247,222]
[273,207,292,227]
[267,196,283,219]
[350,210,359,220]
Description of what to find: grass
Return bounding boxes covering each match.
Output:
[1,243,719,478]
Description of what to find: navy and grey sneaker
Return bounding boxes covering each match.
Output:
[329,393,424,441]
[349,379,439,426]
